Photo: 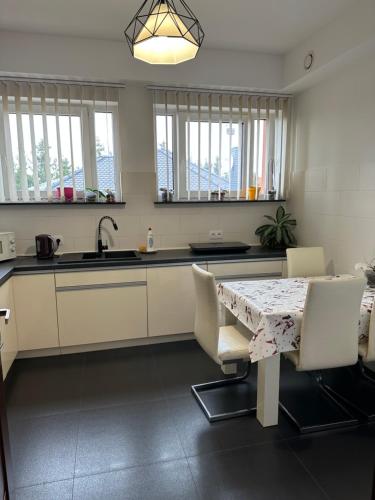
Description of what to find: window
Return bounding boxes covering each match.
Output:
[153,89,290,202]
[0,81,121,203]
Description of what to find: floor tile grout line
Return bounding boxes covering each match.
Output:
[185,456,204,500]
[72,455,193,482]
[284,439,332,500]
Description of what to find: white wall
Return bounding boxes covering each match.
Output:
[288,54,375,274]
[0,30,283,91]
[283,0,375,92]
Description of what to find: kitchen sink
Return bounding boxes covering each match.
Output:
[81,250,141,260]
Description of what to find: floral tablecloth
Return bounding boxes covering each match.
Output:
[217,276,375,363]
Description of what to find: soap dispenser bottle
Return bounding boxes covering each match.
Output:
[147,227,154,253]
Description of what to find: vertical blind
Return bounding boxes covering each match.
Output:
[0,80,120,203]
[152,87,291,201]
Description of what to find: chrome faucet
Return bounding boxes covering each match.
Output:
[97,216,118,253]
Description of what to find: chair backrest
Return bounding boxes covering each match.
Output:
[192,264,220,363]
[298,277,366,371]
[287,247,326,278]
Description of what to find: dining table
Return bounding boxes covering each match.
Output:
[217,275,375,427]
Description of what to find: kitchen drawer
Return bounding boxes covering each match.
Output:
[207,260,283,280]
[57,283,147,346]
[55,268,146,288]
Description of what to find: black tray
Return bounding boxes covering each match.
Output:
[189,242,251,254]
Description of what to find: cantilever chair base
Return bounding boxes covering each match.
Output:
[323,363,375,422]
[191,362,257,422]
[279,368,359,433]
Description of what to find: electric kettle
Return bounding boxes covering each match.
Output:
[35,234,60,259]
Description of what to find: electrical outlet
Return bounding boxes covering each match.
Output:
[209,230,224,241]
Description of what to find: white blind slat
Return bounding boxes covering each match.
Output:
[67,86,76,201]
[28,86,41,201]
[175,91,180,201]
[218,94,223,196]
[197,93,201,200]
[15,86,29,201]
[255,97,261,196]
[41,87,53,200]
[228,95,233,200]
[164,91,170,193]
[208,94,212,200]
[237,96,243,200]
[54,88,64,201]
[186,93,191,201]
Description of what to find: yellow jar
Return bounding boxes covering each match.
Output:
[248,186,261,200]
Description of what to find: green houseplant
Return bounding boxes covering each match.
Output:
[255,206,297,248]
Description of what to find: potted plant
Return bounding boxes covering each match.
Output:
[255,206,297,248]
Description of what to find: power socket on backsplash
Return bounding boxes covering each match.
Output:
[209,230,224,241]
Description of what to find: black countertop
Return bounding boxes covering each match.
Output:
[0,246,286,286]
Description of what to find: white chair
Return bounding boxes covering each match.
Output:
[280,277,366,433]
[286,247,326,278]
[323,300,375,422]
[191,264,256,422]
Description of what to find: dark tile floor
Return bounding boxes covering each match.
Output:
[5,340,375,500]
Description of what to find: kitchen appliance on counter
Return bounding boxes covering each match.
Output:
[35,234,60,259]
[0,232,16,262]
[189,242,251,254]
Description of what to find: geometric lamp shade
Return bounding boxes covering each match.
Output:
[124,0,204,64]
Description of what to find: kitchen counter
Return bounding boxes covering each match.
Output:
[0,246,286,286]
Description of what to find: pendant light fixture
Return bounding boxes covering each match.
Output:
[124,0,204,65]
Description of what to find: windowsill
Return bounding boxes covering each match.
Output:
[0,201,126,206]
[154,199,286,205]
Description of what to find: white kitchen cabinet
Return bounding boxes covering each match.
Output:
[207,260,283,281]
[13,274,59,351]
[147,263,207,337]
[0,279,18,379]
[56,269,148,347]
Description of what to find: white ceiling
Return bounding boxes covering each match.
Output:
[0,0,356,54]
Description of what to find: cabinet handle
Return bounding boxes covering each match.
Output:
[216,273,282,281]
[0,309,10,322]
[56,281,147,292]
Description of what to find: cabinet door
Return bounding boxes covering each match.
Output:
[207,260,283,281]
[13,274,59,351]
[147,263,207,337]
[57,283,148,347]
[0,279,18,379]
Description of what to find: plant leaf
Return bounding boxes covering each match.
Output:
[275,226,282,243]
[264,215,276,223]
[285,226,297,245]
[284,219,297,226]
[276,206,285,223]
[255,224,272,235]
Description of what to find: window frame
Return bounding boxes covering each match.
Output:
[4,99,121,202]
[155,105,271,201]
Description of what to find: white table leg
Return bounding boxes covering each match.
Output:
[256,354,280,427]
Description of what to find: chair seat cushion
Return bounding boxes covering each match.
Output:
[217,325,251,362]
